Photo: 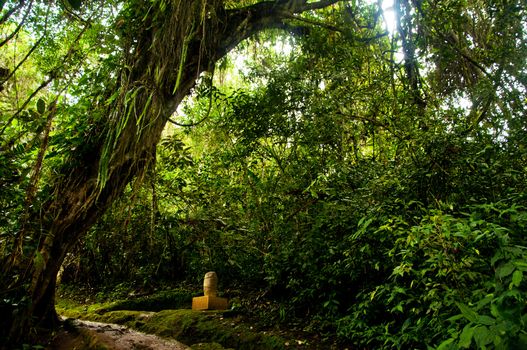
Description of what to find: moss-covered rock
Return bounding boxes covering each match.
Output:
[59,306,287,349]
[137,309,285,350]
[102,289,194,312]
[57,288,292,350]
[56,299,115,319]
[57,289,193,317]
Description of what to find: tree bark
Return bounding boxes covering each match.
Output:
[0,0,345,346]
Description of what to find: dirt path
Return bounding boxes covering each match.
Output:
[49,318,189,350]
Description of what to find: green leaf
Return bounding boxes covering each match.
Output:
[37,98,46,114]
[514,260,527,268]
[476,294,494,309]
[511,270,523,287]
[459,324,474,348]
[456,302,478,323]
[477,315,495,326]
[447,314,464,322]
[496,262,515,279]
[436,338,455,350]
[473,326,493,347]
[390,303,403,313]
[490,303,500,318]
[105,90,120,105]
[401,318,412,331]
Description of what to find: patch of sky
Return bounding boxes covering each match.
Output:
[379,0,397,34]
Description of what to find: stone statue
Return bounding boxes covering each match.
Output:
[192,271,228,310]
[203,271,218,296]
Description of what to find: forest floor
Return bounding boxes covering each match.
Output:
[53,286,342,350]
[48,318,189,349]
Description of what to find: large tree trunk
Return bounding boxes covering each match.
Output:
[0,0,342,346]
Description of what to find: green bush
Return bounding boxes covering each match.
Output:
[336,202,527,349]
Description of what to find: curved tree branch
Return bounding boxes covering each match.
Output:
[162,0,349,118]
[216,0,348,58]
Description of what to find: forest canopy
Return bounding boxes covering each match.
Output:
[0,0,526,348]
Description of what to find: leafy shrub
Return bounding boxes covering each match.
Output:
[336,202,527,349]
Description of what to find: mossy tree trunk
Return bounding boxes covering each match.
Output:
[0,0,343,346]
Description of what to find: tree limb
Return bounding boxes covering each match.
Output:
[0,0,25,26]
[292,0,342,12]
[0,36,44,87]
[217,0,348,57]
[0,0,34,48]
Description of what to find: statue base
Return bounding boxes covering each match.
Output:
[192,296,228,310]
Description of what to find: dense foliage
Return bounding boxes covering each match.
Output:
[1,0,526,348]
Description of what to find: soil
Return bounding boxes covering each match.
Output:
[48,318,189,350]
